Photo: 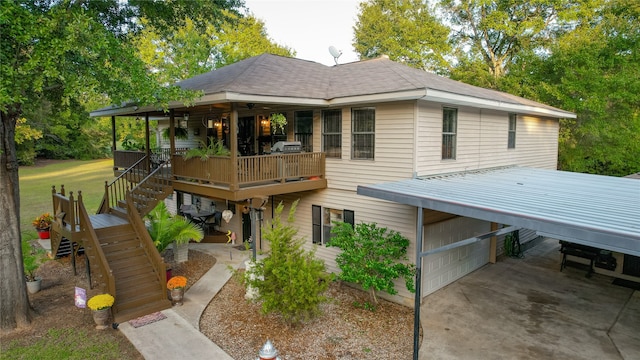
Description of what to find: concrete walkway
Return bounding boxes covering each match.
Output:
[118,243,249,360]
[117,239,639,359]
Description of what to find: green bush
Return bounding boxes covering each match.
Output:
[244,200,330,324]
[328,222,416,306]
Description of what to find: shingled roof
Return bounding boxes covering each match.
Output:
[92,53,575,118]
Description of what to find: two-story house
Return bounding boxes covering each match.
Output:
[55,54,578,321]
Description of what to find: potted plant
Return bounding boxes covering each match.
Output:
[162,126,189,140]
[22,240,46,294]
[146,202,204,263]
[183,137,230,161]
[269,113,287,134]
[166,276,187,306]
[32,212,53,239]
[87,293,115,330]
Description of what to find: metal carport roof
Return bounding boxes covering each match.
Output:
[357,166,640,257]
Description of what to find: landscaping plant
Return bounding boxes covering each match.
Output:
[244,200,331,324]
[328,222,416,307]
[146,202,203,253]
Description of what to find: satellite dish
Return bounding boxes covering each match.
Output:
[329,46,342,65]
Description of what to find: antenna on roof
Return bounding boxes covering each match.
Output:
[329,46,342,65]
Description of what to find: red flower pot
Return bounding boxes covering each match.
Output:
[37,229,50,239]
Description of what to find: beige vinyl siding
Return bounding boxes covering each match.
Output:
[272,188,418,306]
[324,102,416,191]
[415,102,560,176]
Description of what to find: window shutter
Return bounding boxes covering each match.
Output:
[312,205,321,244]
[344,209,354,228]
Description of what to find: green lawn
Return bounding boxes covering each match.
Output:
[19,159,114,240]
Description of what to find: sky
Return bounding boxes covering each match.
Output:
[243,0,362,66]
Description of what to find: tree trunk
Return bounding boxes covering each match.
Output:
[0,108,32,331]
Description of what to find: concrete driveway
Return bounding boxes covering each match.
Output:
[419,238,640,360]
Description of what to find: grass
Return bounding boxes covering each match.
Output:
[0,328,120,360]
[19,159,114,241]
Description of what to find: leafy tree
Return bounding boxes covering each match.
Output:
[134,11,294,84]
[440,0,596,88]
[353,0,451,73]
[0,0,238,330]
[244,201,330,324]
[15,118,43,165]
[328,222,415,307]
[506,1,640,175]
[146,202,203,254]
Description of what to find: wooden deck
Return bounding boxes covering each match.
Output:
[89,213,129,229]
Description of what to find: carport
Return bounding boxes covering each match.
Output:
[357,166,640,359]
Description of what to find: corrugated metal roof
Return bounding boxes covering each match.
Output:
[357,166,640,256]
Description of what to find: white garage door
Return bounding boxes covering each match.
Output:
[422,217,490,296]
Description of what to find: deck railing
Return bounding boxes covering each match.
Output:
[113,149,188,171]
[129,160,172,217]
[99,155,148,214]
[51,185,80,255]
[126,193,167,299]
[171,152,325,188]
[77,192,116,296]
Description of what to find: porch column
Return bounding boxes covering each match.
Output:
[111,116,116,152]
[230,104,239,191]
[413,206,424,360]
[145,113,151,172]
[169,109,176,155]
[490,222,498,264]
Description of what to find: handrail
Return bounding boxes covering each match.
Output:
[126,192,167,296]
[128,159,172,217]
[98,155,149,214]
[77,191,116,299]
[51,185,80,256]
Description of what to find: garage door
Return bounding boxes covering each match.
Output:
[422,217,490,295]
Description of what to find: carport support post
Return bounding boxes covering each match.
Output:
[413,206,424,360]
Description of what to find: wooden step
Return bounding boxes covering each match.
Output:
[110,206,128,219]
[115,268,158,288]
[112,262,154,280]
[104,246,145,262]
[101,238,141,253]
[113,299,171,323]
[115,287,167,313]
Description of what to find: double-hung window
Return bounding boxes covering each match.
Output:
[351,108,375,160]
[508,113,517,149]
[322,109,342,158]
[312,205,354,245]
[442,107,457,160]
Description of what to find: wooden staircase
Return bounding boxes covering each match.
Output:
[52,157,174,323]
[94,223,170,322]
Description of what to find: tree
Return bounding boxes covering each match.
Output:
[353,0,451,73]
[328,222,415,308]
[0,0,238,331]
[134,11,294,84]
[244,201,331,324]
[441,0,596,88]
[522,1,640,176]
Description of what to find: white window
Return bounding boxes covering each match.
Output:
[442,108,457,160]
[351,108,375,160]
[312,205,354,244]
[508,113,517,149]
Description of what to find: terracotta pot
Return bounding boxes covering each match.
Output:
[170,288,184,306]
[92,308,111,330]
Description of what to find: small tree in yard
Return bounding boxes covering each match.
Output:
[329,222,416,307]
[244,200,331,324]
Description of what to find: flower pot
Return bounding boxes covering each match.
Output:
[36,229,50,240]
[174,242,189,263]
[170,288,184,306]
[26,277,42,294]
[92,308,112,330]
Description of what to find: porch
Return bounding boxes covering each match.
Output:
[112,149,327,201]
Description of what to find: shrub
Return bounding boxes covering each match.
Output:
[328,222,416,306]
[244,200,331,324]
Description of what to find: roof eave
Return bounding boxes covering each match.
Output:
[422,89,577,119]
